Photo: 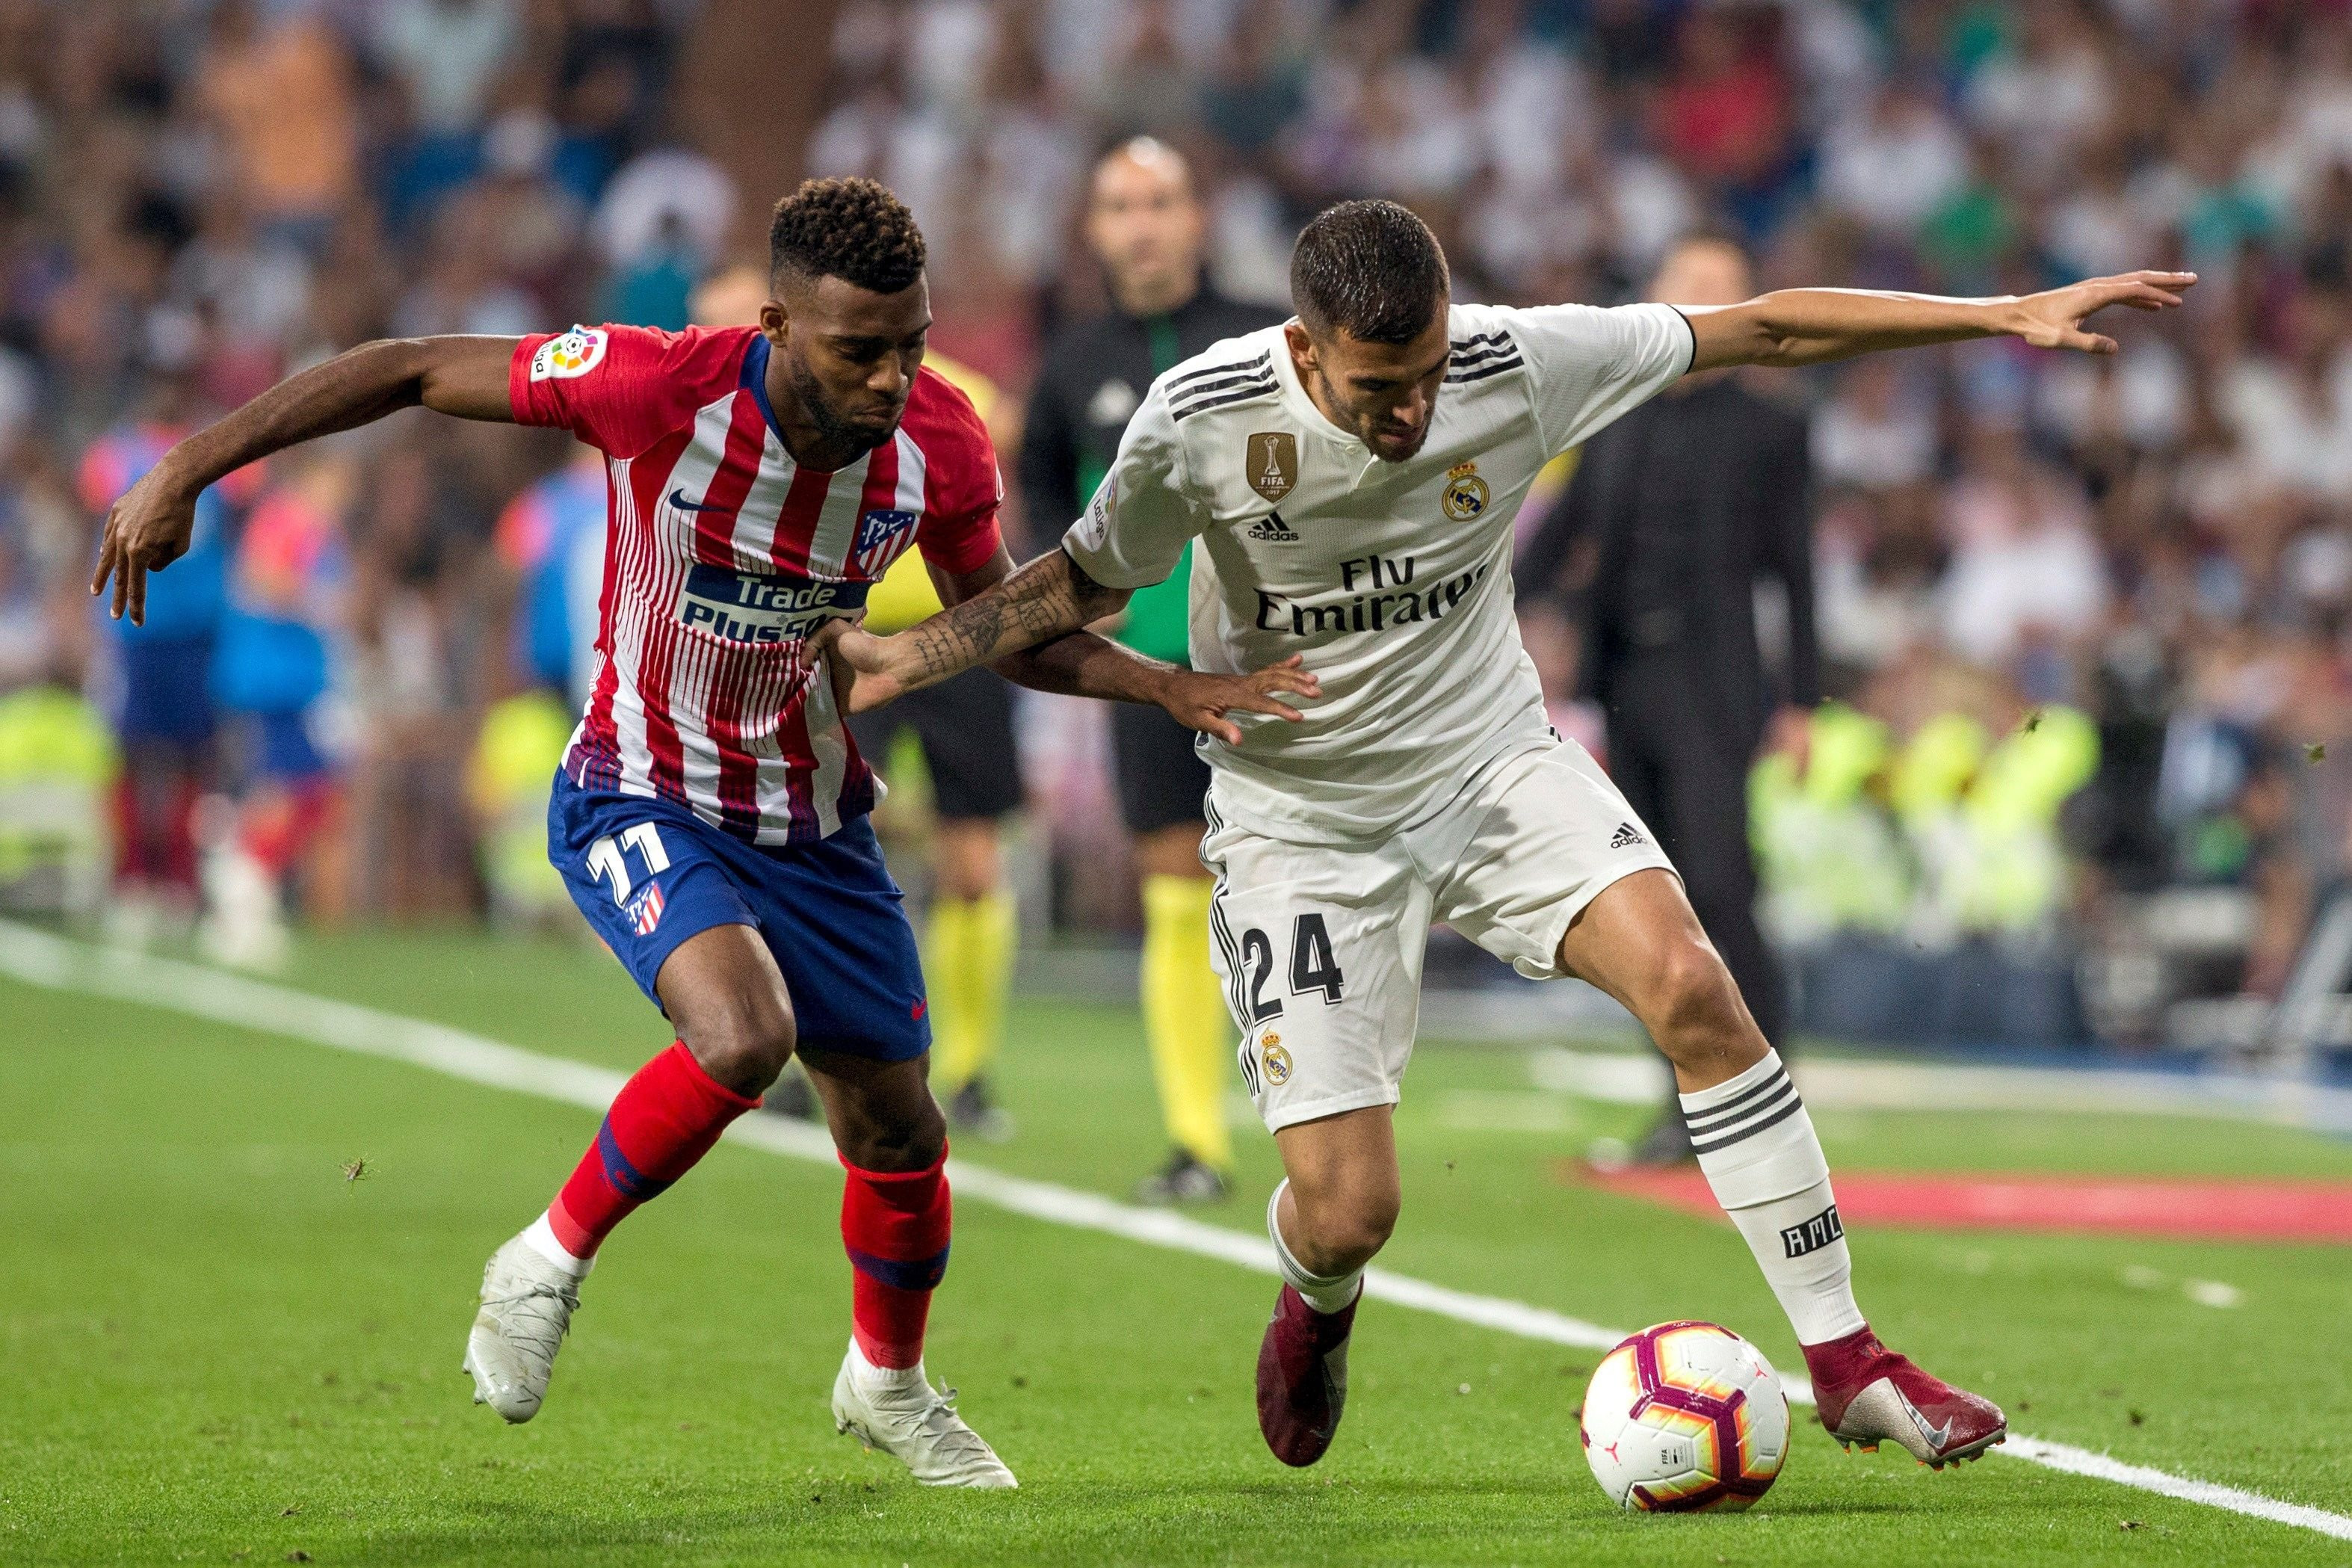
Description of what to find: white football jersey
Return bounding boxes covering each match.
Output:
[1062,300,1695,843]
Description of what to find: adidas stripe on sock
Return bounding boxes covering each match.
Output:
[1680,1050,1866,1346]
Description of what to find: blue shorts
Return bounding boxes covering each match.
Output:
[248,709,333,783]
[115,634,217,744]
[548,771,930,1061]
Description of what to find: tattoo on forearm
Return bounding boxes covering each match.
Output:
[904,550,1127,684]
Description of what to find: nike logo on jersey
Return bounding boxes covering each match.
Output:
[1247,510,1299,542]
[669,487,731,513]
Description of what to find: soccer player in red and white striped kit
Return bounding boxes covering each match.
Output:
[91,178,1315,1487]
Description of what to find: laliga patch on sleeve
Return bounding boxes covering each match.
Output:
[531,327,608,382]
[1074,474,1115,543]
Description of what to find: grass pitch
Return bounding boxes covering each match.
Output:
[3,927,2350,1565]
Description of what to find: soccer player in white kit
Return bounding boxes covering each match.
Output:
[829,200,2194,1472]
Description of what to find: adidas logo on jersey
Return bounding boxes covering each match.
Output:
[1609,822,1646,849]
[1247,510,1300,542]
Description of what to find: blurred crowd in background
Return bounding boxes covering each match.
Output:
[0,0,2348,1056]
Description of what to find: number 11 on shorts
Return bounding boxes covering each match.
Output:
[585,822,671,904]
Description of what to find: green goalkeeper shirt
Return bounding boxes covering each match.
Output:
[1019,286,1285,670]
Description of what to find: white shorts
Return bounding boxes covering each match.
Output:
[1203,738,1677,1133]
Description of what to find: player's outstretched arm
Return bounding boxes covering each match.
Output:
[929,545,1317,745]
[91,335,519,624]
[824,546,1319,745]
[1684,271,2197,374]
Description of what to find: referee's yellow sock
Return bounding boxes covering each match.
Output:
[926,889,1016,1091]
[1140,873,1232,1170]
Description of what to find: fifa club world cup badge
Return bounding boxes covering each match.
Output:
[1442,461,1490,521]
[1247,432,1297,503]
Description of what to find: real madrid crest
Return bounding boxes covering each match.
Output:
[1260,1031,1292,1085]
[1247,432,1297,503]
[1442,460,1489,522]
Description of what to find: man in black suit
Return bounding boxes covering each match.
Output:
[1519,235,1820,1164]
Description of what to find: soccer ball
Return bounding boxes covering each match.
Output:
[1580,1321,1789,1512]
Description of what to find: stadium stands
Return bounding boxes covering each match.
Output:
[0,0,2344,1061]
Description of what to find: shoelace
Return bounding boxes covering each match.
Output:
[483,1274,578,1365]
[866,1382,999,1473]
[910,1387,1002,1472]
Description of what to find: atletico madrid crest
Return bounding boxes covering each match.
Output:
[851,508,921,577]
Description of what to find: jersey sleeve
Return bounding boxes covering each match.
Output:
[1505,301,1696,457]
[1059,381,1200,591]
[508,324,708,460]
[909,372,1005,578]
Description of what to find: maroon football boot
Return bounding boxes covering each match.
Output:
[1806,1324,2007,1468]
[1255,1284,1356,1466]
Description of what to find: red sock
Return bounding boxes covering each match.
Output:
[842,1147,951,1370]
[546,1042,758,1257]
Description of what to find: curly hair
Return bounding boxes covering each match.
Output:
[1291,199,1449,345]
[768,176,927,294]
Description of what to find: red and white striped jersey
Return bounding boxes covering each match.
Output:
[509,324,1002,844]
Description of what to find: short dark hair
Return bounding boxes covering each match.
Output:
[768,176,927,294]
[1290,200,1449,345]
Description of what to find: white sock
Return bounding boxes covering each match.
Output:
[848,1338,928,1399]
[1266,1181,1363,1315]
[520,1212,593,1278]
[1681,1051,1866,1347]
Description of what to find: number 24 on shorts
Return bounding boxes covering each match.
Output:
[1237,912,1345,1022]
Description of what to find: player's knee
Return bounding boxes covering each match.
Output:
[1291,1181,1399,1275]
[932,821,1001,901]
[1642,940,1747,1061]
[838,1093,946,1173]
[680,999,796,1097]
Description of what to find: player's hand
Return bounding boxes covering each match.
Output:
[1156,655,1321,747]
[89,459,203,626]
[813,614,909,717]
[2010,271,2195,355]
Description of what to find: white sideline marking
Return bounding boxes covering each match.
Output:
[2002,1438,2352,1540]
[3,921,2347,1543]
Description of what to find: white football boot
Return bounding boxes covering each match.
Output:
[463,1232,582,1422]
[831,1344,1018,1488]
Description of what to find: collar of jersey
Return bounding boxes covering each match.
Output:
[1269,325,1386,488]
[738,331,909,477]
[739,330,787,445]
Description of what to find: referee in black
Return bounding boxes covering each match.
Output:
[1019,138,1282,1203]
[1520,234,1821,1166]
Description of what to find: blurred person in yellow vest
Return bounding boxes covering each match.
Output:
[471,430,611,930]
[1889,703,2100,944]
[1747,702,1910,945]
[692,263,1025,1140]
[0,681,118,917]
[1015,141,1287,1203]
[469,688,578,927]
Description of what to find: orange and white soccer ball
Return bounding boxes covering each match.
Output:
[1581,1321,1789,1511]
